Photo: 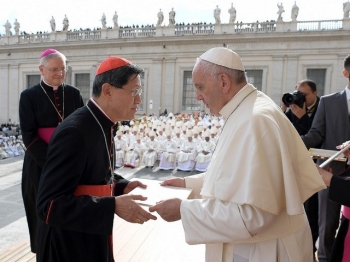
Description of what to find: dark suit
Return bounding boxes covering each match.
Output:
[285,97,320,253]
[328,169,350,262]
[302,90,350,262]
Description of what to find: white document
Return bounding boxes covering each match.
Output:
[309,148,346,162]
[128,178,192,206]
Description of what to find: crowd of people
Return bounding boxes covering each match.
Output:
[0,123,24,160]
[114,112,222,171]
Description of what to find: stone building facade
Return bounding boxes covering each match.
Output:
[1,16,350,123]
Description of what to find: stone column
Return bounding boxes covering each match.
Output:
[270,56,284,102]
[162,59,176,114]
[0,65,9,123]
[149,59,163,115]
[8,64,20,122]
[284,56,299,93]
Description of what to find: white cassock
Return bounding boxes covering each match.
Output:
[114,137,128,167]
[0,147,9,159]
[180,84,326,262]
[195,139,216,171]
[158,139,178,170]
[177,140,197,171]
[142,140,160,167]
[124,140,146,167]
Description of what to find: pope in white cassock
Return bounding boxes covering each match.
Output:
[149,47,326,262]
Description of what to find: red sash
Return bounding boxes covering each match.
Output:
[38,127,56,144]
[74,184,114,197]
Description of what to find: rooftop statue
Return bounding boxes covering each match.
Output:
[291,1,299,21]
[157,9,164,26]
[113,11,118,29]
[344,1,350,18]
[13,19,20,35]
[101,13,107,29]
[228,3,236,24]
[214,5,221,24]
[50,16,56,32]
[4,20,12,36]
[277,3,285,22]
[62,15,69,31]
[169,8,176,26]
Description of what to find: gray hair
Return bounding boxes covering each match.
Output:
[39,51,67,66]
[198,59,247,85]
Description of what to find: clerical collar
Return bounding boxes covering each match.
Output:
[42,79,61,91]
[90,98,116,124]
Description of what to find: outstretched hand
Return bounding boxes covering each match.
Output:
[149,198,182,222]
[115,195,157,224]
[124,180,147,194]
[160,178,185,188]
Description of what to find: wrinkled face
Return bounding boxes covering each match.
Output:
[192,61,223,116]
[296,84,317,108]
[39,57,66,87]
[109,74,142,122]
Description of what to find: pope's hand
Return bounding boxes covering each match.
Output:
[336,140,350,158]
[160,177,185,188]
[149,198,182,222]
[316,165,333,187]
[115,195,157,224]
[124,180,147,194]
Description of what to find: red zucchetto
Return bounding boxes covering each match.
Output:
[96,56,131,76]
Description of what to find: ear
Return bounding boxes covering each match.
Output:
[343,69,349,79]
[101,83,113,99]
[218,74,231,93]
[39,65,45,76]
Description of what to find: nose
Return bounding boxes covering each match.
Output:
[134,93,142,104]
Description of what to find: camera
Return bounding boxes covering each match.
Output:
[282,91,305,108]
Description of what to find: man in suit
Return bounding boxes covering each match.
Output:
[302,54,350,262]
[282,79,320,256]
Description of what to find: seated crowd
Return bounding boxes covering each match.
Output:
[114,112,223,172]
[0,132,25,160]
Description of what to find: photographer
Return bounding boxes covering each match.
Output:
[281,79,319,135]
[281,79,320,259]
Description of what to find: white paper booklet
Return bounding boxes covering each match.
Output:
[128,178,192,206]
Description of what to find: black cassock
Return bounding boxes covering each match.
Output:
[36,99,129,262]
[19,81,84,253]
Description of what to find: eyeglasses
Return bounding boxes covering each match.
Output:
[42,65,67,74]
[117,86,143,97]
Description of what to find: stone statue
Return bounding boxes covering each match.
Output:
[62,14,69,31]
[101,13,107,29]
[4,20,11,36]
[214,5,221,24]
[157,9,164,26]
[228,3,236,23]
[113,11,118,28]
[50,16,56,32]
[169,8,176,26]
[13,19,20,35]
[291,1,299,21]
[277,3,285,22]
[343,1,350,18]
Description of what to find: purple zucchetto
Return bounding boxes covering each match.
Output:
[40,49,58,58]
